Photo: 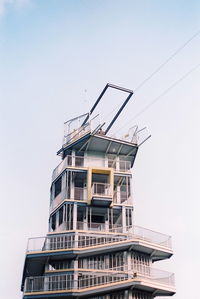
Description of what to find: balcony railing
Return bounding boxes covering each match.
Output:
[132,225,172,248]
[92,183,111,197]
[63,122,91,146]
[113,190,132,204]
[77,221,107,232]
[50,187,87,212]
[26,225,172,253]
[52,155,131,181]
[24,268,175,293]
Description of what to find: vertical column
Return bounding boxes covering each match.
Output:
[105,208,109,232]
[73,202,77,230]
[56,211,59,230]
[72,150,75,166]
[128,289,133,299]
[62,172,66,199]
[83,206,88,230]
[49,217,52,232]
[130,176,134,205]
[84,151,88,167]
[131,208,134,232]
[116,156,120,171]
[127,251,132,277]
[117,185,121,204]
[73,267,78,290]
[122,206,126,233]
[51,184,55,201]
[43,276,49,291]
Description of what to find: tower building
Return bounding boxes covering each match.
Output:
[21,84,175,299]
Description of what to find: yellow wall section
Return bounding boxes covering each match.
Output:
[87,167,114,204]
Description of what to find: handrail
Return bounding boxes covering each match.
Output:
[92,182,111,197]
[24,268,175,293]
[63,122,91,146]
[26,225,172,253]
[52,155,131,181]
[50,187,87,212]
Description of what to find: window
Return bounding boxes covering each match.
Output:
[54,177,62,197]
[59,207,64,225]
[51,213,56,231]
[91,215,104,223]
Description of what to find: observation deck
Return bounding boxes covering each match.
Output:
[23,268,175,298]
[21,225,173,291]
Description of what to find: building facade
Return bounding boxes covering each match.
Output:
[21,85,175,299]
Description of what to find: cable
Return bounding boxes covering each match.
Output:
[133,29,200,93]
[112,62,200,136]
[101,29,200,125]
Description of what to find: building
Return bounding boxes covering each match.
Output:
[21,84,175,299]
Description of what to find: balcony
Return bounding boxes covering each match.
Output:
[63,121,91,147]
[22,227,173,290]
[23,268,175,297]
[113,190,132,205]
[91,183,112,206]
[26,225,172,260]
[50,187,87,212]
[52,155,131,182]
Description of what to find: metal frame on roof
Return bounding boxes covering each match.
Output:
[82,83,134,134]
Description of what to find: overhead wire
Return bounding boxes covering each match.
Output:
[101,29,200,124]
[112,62,200,136]
[133,29,200,93]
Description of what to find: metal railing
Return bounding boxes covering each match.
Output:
[24,268,175,293]
[50,187,87,212]
[108,159,132,173]
[113,190,132,204]
[132,225,172,248]
[74,187,85,201]
[26,225,172,253]
[92,183,111,197]
[77,221,106,231]
[134,266,175,287]
[52,155,131,181]
[63,122,91,146]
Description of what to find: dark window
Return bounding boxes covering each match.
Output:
[59,207,64,225]
[91,215,104,223]
[51,213,56,231]
[54,177,62,197]
[66,171,71,198]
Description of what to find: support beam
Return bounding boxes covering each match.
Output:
[82,84,109,126]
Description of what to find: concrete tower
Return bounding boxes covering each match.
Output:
[21,84,175,299]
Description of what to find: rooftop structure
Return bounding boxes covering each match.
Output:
[21,84,175,299]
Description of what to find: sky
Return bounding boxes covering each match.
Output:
[0,0,200,298]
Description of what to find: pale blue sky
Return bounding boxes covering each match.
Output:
[0,1,200,298]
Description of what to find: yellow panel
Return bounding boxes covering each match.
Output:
[87,167,114,204]
[87,167,92,204]
[92,168,111,174]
